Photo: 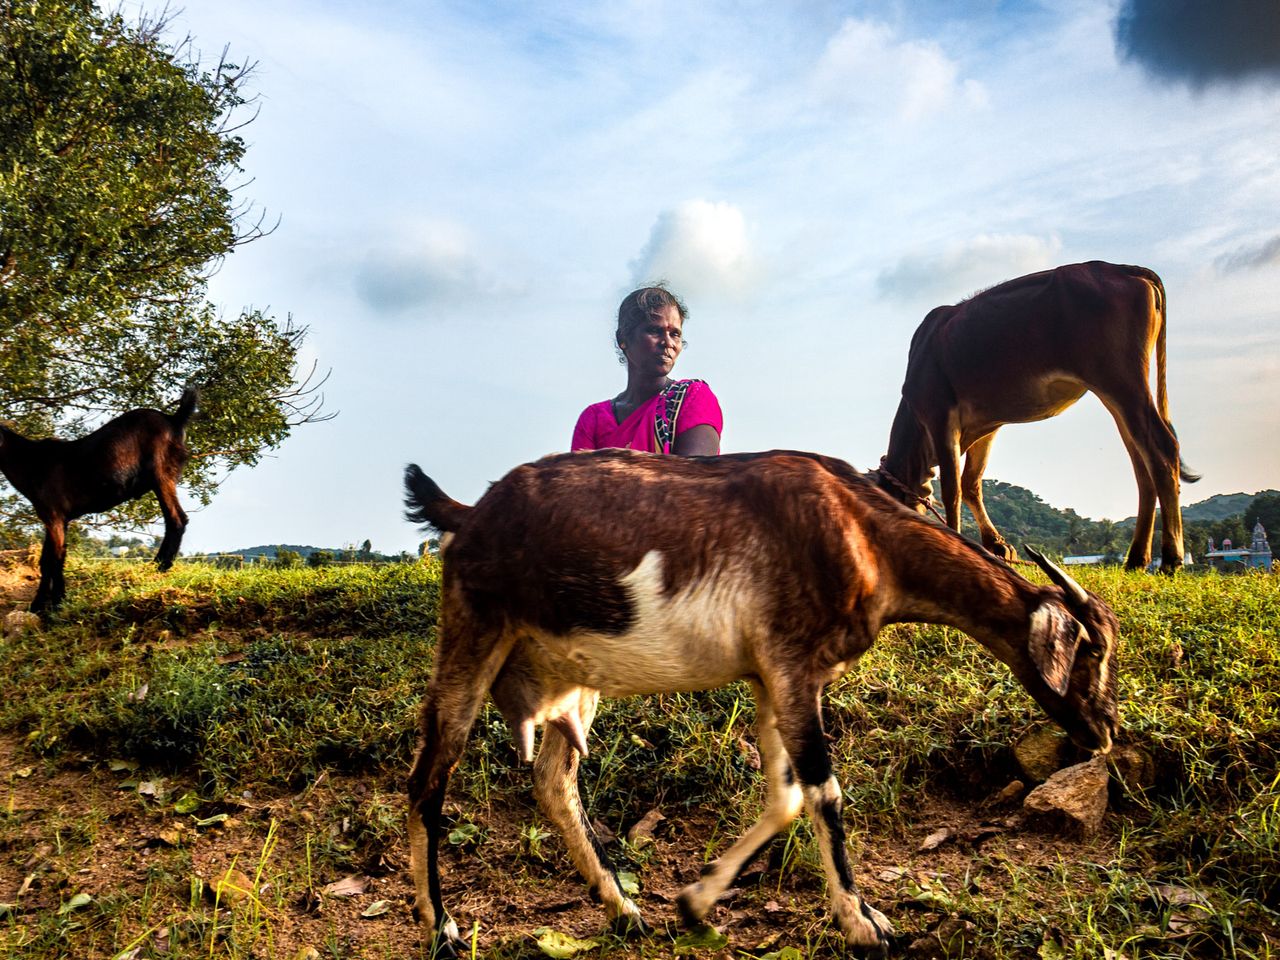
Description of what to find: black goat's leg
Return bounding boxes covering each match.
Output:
[32,519,67,614]
[153,482,188,571]
[779,681,893,957]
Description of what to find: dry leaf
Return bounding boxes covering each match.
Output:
[918,827,954,852]
[321,875,370,898]
[627,808,666,846]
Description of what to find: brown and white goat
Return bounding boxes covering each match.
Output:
[403,449,1119,957]
[0,389,197,613]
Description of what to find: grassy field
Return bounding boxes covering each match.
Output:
[0,557,1277,959]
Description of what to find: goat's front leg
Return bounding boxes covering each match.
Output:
[532,690,647,935]
[781,683,893,957]
[677,681,804,925]
[32,518,67,615]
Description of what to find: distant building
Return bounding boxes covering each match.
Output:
[1062,554,1108,566]
[1204,523,1273,572]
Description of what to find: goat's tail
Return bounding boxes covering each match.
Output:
[404,464,470,532]
[171,387,199,430]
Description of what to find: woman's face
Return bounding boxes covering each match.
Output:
[620,303,684,377]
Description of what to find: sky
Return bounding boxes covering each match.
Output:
[137,0,1280,556]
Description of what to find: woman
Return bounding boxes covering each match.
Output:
[571,286,722,455]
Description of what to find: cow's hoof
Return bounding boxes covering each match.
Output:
[986,539,1017,562]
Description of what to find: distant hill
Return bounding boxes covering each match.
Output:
[933,479,1090,554]
[1116,490,1279,527]
[934,480,1276,559]
[228,544,330,559]
[1181,491,1278,523]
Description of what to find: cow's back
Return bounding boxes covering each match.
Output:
[908,261,1157,428]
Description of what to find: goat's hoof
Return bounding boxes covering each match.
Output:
[673,890,705,930]
[837,899,895,958]
[608,911,652,939]
[427,928,467,959]
[418,917,465,959]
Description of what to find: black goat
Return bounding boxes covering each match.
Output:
[0,389,198,613]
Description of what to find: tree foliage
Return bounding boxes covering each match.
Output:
[0,0,328,534]
[1245,492,1280,540]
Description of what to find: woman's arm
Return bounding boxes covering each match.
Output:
[673,423,720,456]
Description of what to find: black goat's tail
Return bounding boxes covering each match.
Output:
[404,464,470,533]
[171,387,199,430]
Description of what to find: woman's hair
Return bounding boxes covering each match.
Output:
[615,284,688,363]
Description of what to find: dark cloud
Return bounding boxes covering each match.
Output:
[1115,0,1280,88]
[1216,234,1280,274]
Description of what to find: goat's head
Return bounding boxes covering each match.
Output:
[1022,546,1120,754]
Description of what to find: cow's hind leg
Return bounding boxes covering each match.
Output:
[961,432,1016,561]
[532,690,647,934]
[1100,389,1183,571]
[408,627,516,957]
[676,681,805,925]
[776,679,892,956]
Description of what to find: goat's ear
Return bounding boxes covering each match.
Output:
[1028,601,1085,696]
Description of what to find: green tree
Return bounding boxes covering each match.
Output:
[1245,492,1280,539]
[273,548,302,569]
[0,1,329,532]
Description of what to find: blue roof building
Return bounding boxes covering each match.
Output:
[1204,522,1273,572]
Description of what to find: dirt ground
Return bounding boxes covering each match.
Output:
[0,555,1107,959]
[0,730,1110,959]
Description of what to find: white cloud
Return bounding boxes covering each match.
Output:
[813,18,988,123]
[354,221,501,317]
[877,234,1063,304]
[628,200,756,301]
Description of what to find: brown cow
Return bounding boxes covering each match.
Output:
[873,261,1197,572]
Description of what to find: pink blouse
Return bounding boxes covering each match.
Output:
[571,380,723,453]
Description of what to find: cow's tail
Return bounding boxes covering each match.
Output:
[404,464,471,532]
[1127,265,1200,484]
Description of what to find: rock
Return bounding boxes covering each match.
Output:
[1107,744,1156,794]
[935,918,978,953]
[1022,756,1109,837]
[1013,727,1069,781]
[987,779,1026,807]
[206,868,254,905]
[4,610,40,638]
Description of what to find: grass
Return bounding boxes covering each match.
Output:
[1,557,1278,957]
